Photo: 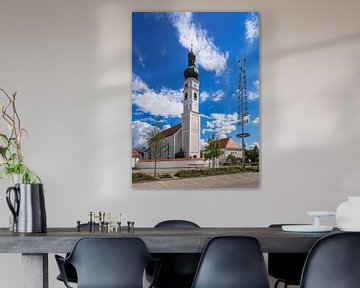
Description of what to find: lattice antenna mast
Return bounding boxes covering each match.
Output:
[236,55,250,169]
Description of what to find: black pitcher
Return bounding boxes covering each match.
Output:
[6,183,47,233]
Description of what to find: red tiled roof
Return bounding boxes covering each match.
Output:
[132,150,140,158]
[218,137,240,149]
[160,123,182,138]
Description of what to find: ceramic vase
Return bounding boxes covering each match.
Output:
[336,197,360,231]
[6,183,47,233]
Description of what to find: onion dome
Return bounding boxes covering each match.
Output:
[183,48,199,80]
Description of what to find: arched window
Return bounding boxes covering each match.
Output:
[185,93,188,100]
[194,92,197,101]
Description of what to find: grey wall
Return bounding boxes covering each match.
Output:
[0,0,360,287]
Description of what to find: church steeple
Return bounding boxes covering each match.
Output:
[184,45,199,80]
[181,47,201,158]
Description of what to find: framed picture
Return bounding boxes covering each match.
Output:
[132,12,259,188]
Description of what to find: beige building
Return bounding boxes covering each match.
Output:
[132,150,141,168]
[218,137,242,165]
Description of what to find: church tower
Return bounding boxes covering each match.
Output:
[181,47,201,158]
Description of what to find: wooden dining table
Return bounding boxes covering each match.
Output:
[0,226,339,288]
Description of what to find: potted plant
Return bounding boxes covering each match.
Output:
[0,89,40,183]
[0,88,46,233]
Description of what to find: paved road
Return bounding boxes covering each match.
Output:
[133,172,259,189]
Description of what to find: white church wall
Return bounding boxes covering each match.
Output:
[138,158,206,169]
[0,0,360,287]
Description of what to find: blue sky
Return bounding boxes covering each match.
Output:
[132,12,259,150]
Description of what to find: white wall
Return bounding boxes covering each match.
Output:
[0,0,360,287]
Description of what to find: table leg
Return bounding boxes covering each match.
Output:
[22,253,48,288]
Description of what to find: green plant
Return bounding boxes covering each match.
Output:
[245,145,259,163]
[147,121,168,178]
[226,154,237,165]
[174,166,244,178]
[203,137,222,167]
[0,89,41,183]
[132,172,154,183]
[157,173,172,179]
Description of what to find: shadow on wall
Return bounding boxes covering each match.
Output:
[267,31,360,60]
[262,24,360,213]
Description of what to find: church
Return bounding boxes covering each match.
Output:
[146,48,201,159]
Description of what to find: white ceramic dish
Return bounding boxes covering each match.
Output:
[282,225,333,233]
[307,211,336,217]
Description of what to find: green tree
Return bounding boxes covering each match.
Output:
[203,138,222,167]
[245,145,259,163]
[252,145,259,162]
[226,154,237,165]
[147,123,168,178]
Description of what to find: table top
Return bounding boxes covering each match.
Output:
[0,227,340,254]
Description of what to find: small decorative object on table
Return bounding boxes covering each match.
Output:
[80,211,122,232]
[0,89,46,233]
[282,211,336,232]
[336,196,360,231]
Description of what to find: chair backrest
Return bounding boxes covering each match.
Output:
[150,220,201,286]
[155,219,200,228]
[300,232,360,288]
[191,236,270,288]
[67,237,154,288]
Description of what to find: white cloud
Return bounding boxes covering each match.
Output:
[133,46,146,69]
[132,74,148,92]
[200,90,225,102]
[200,138,208,149]
[169,12,228,75]
[132,74,183,118]
[245,12,259,44]
[200,91,210,103]
[132,120,154,149]
[162,124,171,130]
[247,80,259,100]
[202,113,239,139]
[212,90,225,102]
[247,142,259,149]
[201,113,212,120]
[252,117,259,124]
[248,91,259,100]
[240,113,251,123]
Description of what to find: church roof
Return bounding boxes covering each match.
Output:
[161,123,182,138]
[132,150,141,158]
[218,137,240,149]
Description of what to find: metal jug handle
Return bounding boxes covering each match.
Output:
[6,186,20,224]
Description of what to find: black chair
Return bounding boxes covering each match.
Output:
[56,223,99,284]
[191,236,270,288]
[268,224,308,288]
[55,237,160,288]
[300,232,360,288]
[147,220,201,288]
